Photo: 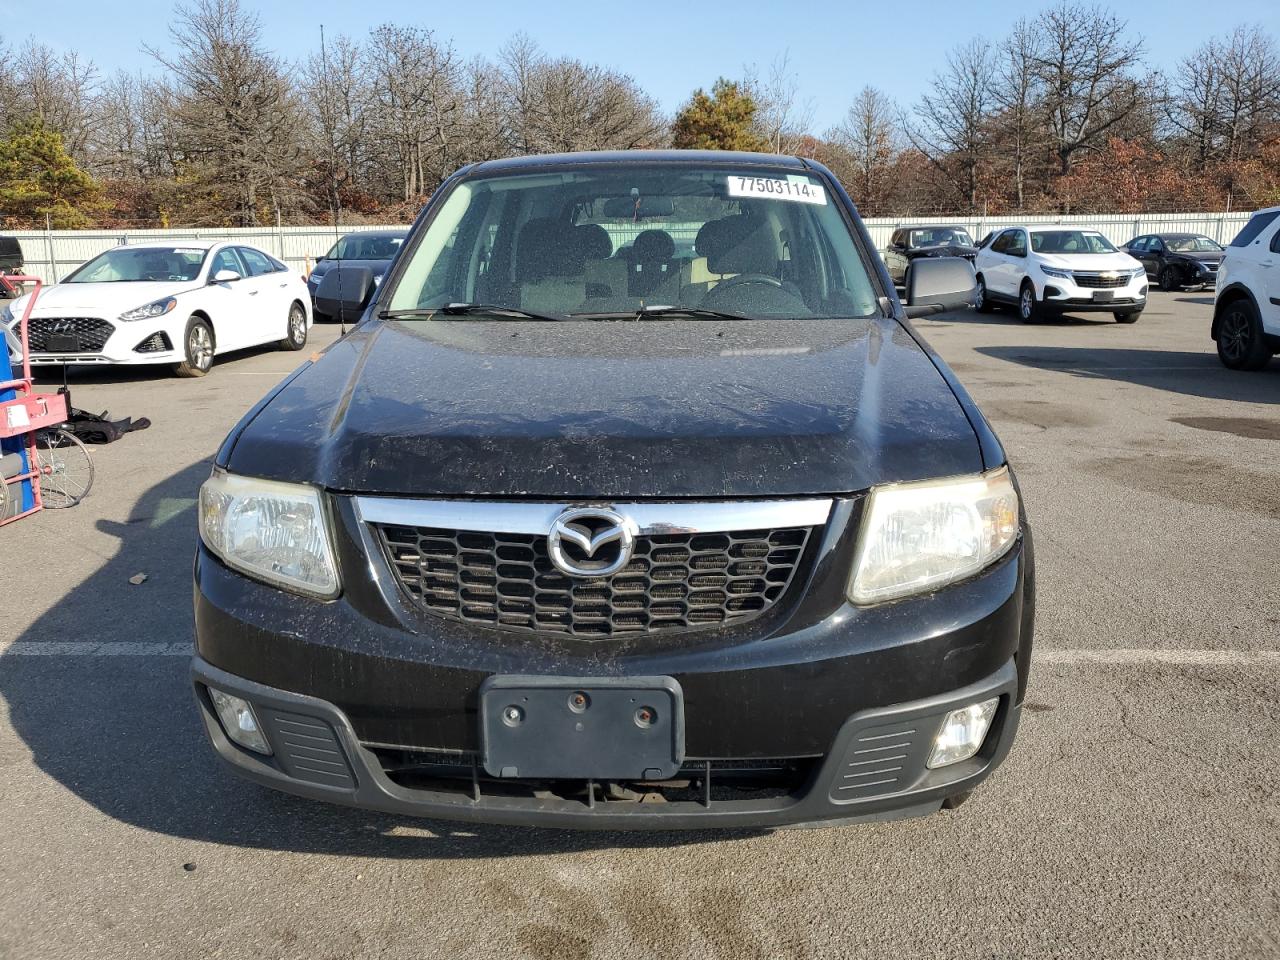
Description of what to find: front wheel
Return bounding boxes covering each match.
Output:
[1216,299,1270,370]
[35,428,94,508]
[1158,265,1182,292]
[280,302,308,351]
[1114,310,1142,324]
[975,275,994,313]
[1017,282,1039,323]
[174,316,214,377]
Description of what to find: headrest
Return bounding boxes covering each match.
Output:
[697,215,777,276]
[575,224,612,261]
[516,218,583,281]
[632,229,675,262]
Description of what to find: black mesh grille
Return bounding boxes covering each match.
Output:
[27,317,115,352]
[377,523,814,639]
[1071,272,1129,289]
[134,330,172,353]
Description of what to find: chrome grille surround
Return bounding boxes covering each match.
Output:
[26,316,115,352]
[1071,271,1130,289]
[356,498,831,640]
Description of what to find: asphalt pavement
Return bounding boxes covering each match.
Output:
[1,291,1277,959]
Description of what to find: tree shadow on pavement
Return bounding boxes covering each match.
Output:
[976,345,1278,404]
[1,461,750,859]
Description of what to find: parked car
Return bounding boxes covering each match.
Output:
[974,226,1146,323]
[1122,233,1224,291]
[307,229,407,323]
[882,225,979,285]
[0,236,24,297]
[0,241,311,377]
[1212,206,1280,371]
[192,150,1034,830]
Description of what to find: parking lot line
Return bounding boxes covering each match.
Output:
[3,643,1278,665]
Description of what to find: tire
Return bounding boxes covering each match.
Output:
[1114,310,1142,324]
[975,274,994,313]
[35,428,94,508]
[942,790,972,810]
[279,301,308,351]
[174,316,214,377]
[1158,265,1182,292]
[1216,298,1270,371]
[1017,281,1039,323]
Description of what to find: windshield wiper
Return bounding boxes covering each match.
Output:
[379,303,565,321]
[572,305,761,322]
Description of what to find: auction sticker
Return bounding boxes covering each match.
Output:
[727,175,826,205]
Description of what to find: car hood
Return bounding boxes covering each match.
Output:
[3,281,197,322]
[910,243,978,258]
[224,317,986,498]
[1037,252,1141,271]
[1169,250,1223,264]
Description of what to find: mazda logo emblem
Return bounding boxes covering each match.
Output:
[547,507,636,578]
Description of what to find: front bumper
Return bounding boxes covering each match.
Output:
[192,495,1035,829]
[193,655,1022,829]
[1040,276,1147,313]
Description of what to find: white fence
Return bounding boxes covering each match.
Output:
[5,212,1254,283]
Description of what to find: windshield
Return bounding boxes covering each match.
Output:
[65,246,208,283]
[1030,231,1117,255]
[1165,236,1222,253]
[385,165,879,321]
[909,228,973,247]
[324,233,406,261]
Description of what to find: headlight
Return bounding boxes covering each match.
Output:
[119,296,177,322]
[848,466,1020,604]
[198,471,339,597]
[1128,266,1145,277]
[1040,266,1072,280]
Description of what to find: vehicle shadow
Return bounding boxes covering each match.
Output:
[922,308,1115,328]
[0,460,746,858]
[31,344,287,386]
[976,346,1278,403]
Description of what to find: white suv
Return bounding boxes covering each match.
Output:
[1213,206,1280,371]
[973,226,1147,323]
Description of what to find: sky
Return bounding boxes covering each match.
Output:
[5,0,1280,130]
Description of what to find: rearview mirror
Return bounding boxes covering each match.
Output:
[903,257,977,319]
[210,269,241,283]
[315,266,376,321]
[602,196,675,218]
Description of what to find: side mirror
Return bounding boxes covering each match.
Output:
[210,269,241,284]
[315,266,375,320]
[903,257,977,319]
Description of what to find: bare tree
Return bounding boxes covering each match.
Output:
[826,86,897,214]
[365,24,463,201]
[1217,25,1280,166]
[992,19,1042,209]
[148,0,308,225]
[1033,2,1145,175]
[746,52,814,154]
[303,30,370,222]
[498,37,663,155]
[1,40,102,167]
[908,38,995,211]
[1163,40,1224,169]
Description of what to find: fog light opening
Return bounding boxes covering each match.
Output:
[927,697,999,769]
[208,687,272,755]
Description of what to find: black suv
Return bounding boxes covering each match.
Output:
[192,151,1034,829]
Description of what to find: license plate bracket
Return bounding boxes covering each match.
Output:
[479,676,684,780]
[44,333,82,352]
[1092,290,1115,301]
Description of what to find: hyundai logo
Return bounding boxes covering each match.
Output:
[547,507,637,578]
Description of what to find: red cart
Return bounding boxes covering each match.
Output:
[1,276,94,525]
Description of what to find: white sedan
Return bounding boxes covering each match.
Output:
[0,241,311,377]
